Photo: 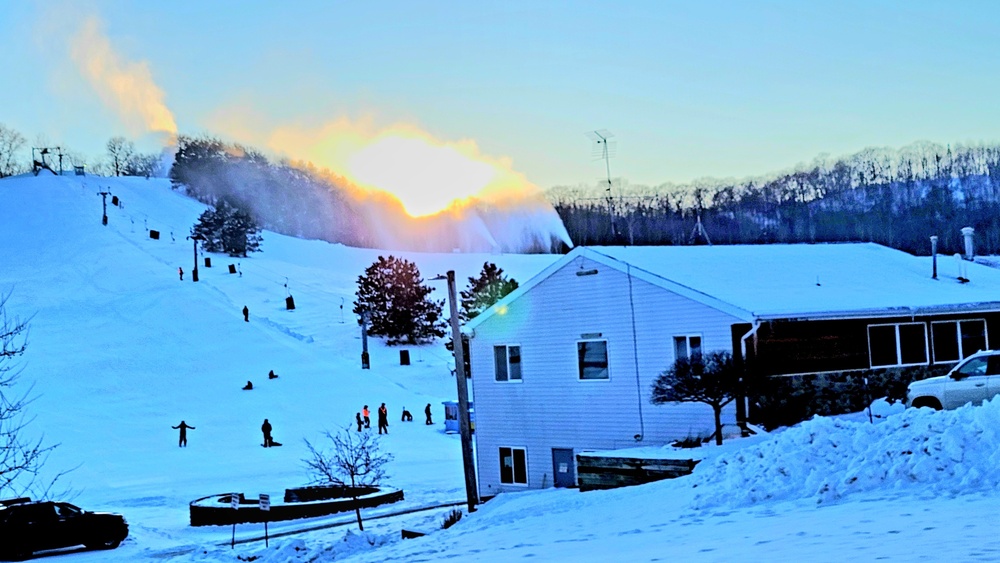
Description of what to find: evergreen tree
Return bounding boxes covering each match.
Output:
[459,262,519,322]
[190,199,263,257]
[354,256,446,345]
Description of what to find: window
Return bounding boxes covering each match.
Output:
[673,335,703,362]
[577,340,609,380]
[499,447,527,485]
[494,345,522,382]
[868,322,928,368]
[931,319,988,363]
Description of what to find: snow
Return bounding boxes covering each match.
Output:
[589,243,1000,319]
[2,173,999,561]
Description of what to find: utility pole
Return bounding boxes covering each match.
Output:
[360,310,370,369]
[98,191,110,225]
[440,270,478,513]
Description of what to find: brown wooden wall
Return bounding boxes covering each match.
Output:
[738,312,1000,377]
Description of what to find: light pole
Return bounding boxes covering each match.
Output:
[188,234,205,282]
[432,271,478,513]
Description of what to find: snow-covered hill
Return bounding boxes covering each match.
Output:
[2,173,998,562]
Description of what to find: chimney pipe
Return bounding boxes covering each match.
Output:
[930,235,938,279]
[961,226,975,261]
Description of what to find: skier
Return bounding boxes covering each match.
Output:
[356,412,364,432]
[243,305,249,322]
[401,407,413,422]
[178,267,183,281]
[378,403,389,435]
[425,403,433,425]
[261,418,273,447]
[362,405,370,429]
[172,420,195,447]
[268,369,278,379]
[242,380,253,390]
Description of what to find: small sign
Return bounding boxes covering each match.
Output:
[580,332,602,339]
[558,463,568,473]
[231,493,240,510]
[259,494,270,512]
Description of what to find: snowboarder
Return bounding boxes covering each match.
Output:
[356,412,364,432]
[268,369,278,379]
[242,380,253,390]
[401,407,413,422]
[378,403,389,434]
[425,403,433,425]
[362,405,370,429]
[172,420,195,447]
[261,418,273,447]
[243,305,249,322]
[178,267,183,281]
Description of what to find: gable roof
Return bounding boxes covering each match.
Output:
[464,243,1000,334]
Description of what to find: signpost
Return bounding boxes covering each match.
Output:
[230,492,239,548]
[259,494,270,547]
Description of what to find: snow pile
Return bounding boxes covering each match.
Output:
[690,398,1000,508]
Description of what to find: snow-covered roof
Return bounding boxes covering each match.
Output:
[466,243,1000,330]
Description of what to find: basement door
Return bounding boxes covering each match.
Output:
[552,448,576,488]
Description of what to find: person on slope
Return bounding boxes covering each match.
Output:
[172,420,195,447]
[378,403,389,435]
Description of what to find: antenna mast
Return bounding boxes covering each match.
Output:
[586,130,618,240]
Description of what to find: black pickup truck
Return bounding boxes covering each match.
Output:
[0,498,128,560]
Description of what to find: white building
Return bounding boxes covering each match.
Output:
[465,243,1000,496]
[464,247,746,497]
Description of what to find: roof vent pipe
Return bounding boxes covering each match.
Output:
[961,226,975,261]
[930,235,938,279]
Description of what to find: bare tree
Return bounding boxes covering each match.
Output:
[106,137,135,177]
[0,292,61,497]
[651,350,741,446]
[302,427,393,531]
[0,124,27,178]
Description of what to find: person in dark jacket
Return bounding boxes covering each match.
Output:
[356,412,364,432]
[425,403,433,425]
[268,369,278,379]
[178,267,183,281]
[242,380,253,390]
[401,407,413,422]
[377,403,389,434]
[243,305,250,322]
[172,420,195,447]
[261,418,273,447]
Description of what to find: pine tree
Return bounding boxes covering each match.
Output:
[459,262,520,322]
[190,199,263,257]
[354,256,446,345]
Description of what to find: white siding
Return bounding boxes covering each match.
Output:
[471,256,744,497]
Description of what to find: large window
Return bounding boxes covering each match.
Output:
[494,345,522,382]
[673,335,702,362]
[577,340,609,380]
[868,322,928,368]
[931,319,988,363]
[499,447,527,485]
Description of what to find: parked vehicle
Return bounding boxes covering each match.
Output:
[906,350,1000,410]
[0,498,128,560]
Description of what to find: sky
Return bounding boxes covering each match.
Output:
[3,0,1000,195]
[5,171,1000,561]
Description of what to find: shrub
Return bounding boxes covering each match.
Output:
[442,508,463,530]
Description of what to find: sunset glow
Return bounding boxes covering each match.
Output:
[347,135,495,217]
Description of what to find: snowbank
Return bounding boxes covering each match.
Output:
[690,398,1000,508]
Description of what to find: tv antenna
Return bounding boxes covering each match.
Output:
[586,130,618,239]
